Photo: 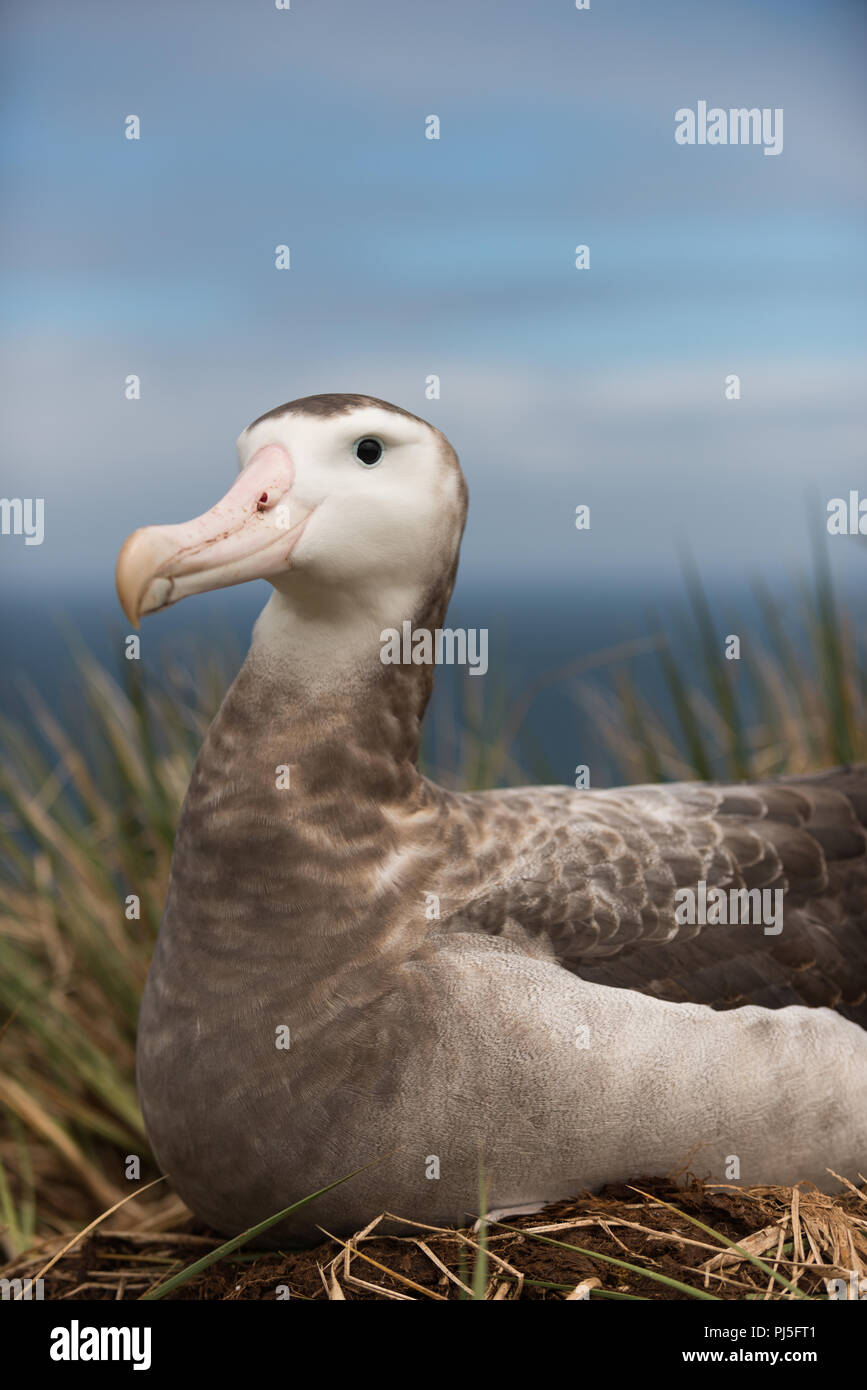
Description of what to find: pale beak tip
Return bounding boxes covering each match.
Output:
[115,527,157,628]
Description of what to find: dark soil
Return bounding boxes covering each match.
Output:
[4,1174,865,1300]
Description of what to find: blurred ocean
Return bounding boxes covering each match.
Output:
[2,571,861,790]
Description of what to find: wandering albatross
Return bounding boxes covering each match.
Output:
[116,394,867,1244]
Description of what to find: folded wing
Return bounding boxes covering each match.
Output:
[447,765,867,1024]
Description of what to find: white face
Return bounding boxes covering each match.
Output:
[115,400,466,631]
[238,406,463,600]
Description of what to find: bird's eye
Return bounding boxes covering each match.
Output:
[354,437,384,468]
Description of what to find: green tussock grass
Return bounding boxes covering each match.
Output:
[0,641,232,1249]
[576,558,866,786]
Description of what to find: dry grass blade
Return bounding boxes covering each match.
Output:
[763,1226,788,1300]
[699,1222,785,1274]
[827,1170,867,1205]
[566,1277,601,1300]
[25,1176,166,1296]
[412,1238,474,1297]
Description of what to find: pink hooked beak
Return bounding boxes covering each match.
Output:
[115,444,311,626]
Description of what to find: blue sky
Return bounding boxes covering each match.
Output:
[1,0,865,603]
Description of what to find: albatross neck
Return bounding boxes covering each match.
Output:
[162,579,455,973]
[233,579,450,790]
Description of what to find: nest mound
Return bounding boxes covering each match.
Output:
[3,1175,865,1301]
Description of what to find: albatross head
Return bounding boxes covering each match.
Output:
[115,394,467,631]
